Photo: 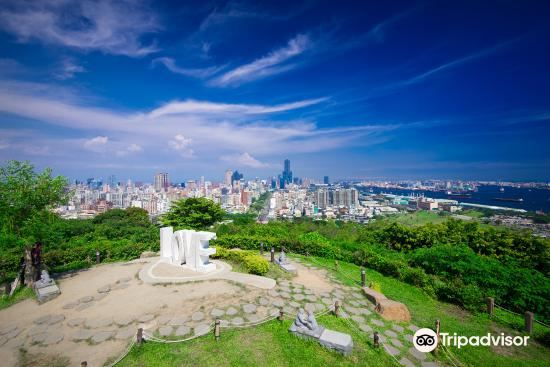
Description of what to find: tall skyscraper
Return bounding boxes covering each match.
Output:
[282,159,292,184]
[225,170,233,186]
[154,172,169,192]
[323,176,329,185]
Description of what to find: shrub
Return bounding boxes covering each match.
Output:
[212,247,269,275]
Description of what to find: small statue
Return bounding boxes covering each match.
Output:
[289,308,323,337]
[278,250,288,264]
[34,270,54,289]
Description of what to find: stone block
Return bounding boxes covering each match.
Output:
[318,329,354,356]
[362,287,387,306]
[35,284,60,303]
[376,300,411,322]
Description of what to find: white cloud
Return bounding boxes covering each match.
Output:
[83,136,108,152]
[221,152,269,168]
[148,97,327,118]
[55,58,86,80]
[151,57,225,79]
[0,0,160,57]
[210,34,310,86]
[169,134,194,157]
[116,143,142,157]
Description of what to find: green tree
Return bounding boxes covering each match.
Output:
[0,160,69,234]
[160,198,225,230]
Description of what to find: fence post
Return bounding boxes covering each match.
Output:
[525,312,534,334]
[334,300,340,317]
[137,327,143,345]
[278,309,284,322]
[435,319,440,351]
[81,362,87,367]
[214,319,221,341]
[361,268,366,287]
[334,260,339,271]
[373,331,380,348]
[486,297,494,316]
[96,250,100,264]
[270,247,275,263]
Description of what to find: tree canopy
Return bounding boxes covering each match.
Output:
[0,160,69,234]
[160,197,225,230]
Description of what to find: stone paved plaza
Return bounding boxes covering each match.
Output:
[0,256,437,366]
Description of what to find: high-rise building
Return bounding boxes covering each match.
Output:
[154,173,169,192]
[315,189,328,209]
[225,170,233,186]
[323,176,329,185]
[282,159,292,184]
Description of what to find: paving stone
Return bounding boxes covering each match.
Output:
[283,306,295,315]
[358,323,372,333]
[352,292,363,299]
[272,299,284,308]
[91,331,114,343]
[31,333,48,344]
[168,316,188,326]
[28,325,48,336]
[191,311,205,321]
[371,319,385,327]
[67,318,86,327]
[6,337,24,348]
[359,308,372,316]
[279,291,291,299]
[288,301,300,308]
[76,302,94,311]
[320,292,331,298]
[231,317,244,325]
[86,318,113,328]
[34,315,52,325]
[71,329,94,341]
[194,324,210,336]
[356,299,368,306]
[0,337,6,347]
[315,303,325,312]
[305,295,318,302]
[63,302,78,310]
[115,327,135,340]
[94,293,108,301]
[383,343,401,356]
[157,315,172,325]
[393,324,405,333]
[409,324,419,332]
[321,297,333,305]
[5,327,22,338]
[268,290,279,297]
[117,277,132,283]
[421,362,438,367]
[405,334,414,343]
[138,314,155,323]
[304,303,316,313]
[339,311,350,319]
[244,314,261,323]
[0,325,17,335]
[97,285,111,293]
[79,296,94,303]
[219,320,230,327]
[242,304,257,314]
[278,286,291,293]
[385,329,398,338]
[400,357,416,367]
[175,325,191,336]
[292,294,305,301]
[409,347,427,361]
[291,286,303,294]
[211,308,225,317]
[114,282,130,290]
[303,288,314,295]
[226,307,238,316]
[391,338,404,348]
[377,334,387,343]
[258,297,269,306]
[158,326,173,336]
[345,306,361,315]
[351,315,365,324]
[348,300,361,307]
[43,332,64,345]
[114,316,135,326]
[46,315,64,325]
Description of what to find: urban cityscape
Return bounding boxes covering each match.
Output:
[1,1,549,367]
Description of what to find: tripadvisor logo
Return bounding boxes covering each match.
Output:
[413,328,530,352]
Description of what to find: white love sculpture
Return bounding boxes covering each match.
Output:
[160,227,217,272]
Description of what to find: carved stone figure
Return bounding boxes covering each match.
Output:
[34,270,54,289]
[289,309,323,337]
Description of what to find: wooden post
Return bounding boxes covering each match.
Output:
[525,312,534,334]
[137,327,143,345]
[270,247,275,263]
[486,297,495,316]
[4,282,11,296]
[81,362,87,367]
[260,242,264,255]
[278,309,284,322]
[214,319,221,341]
[334,300,340,317]
[373,331,380,348]
[361,268,366,287]
[334,260,339,271]
[96,250,100,264]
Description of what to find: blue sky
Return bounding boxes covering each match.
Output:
[0,0,549,182]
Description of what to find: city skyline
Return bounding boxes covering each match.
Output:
[0,1,549,181]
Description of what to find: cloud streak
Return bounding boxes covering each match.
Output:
[151,57,225,79]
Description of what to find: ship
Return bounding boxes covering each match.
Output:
[493,197,524,203]
[446,191,472,199]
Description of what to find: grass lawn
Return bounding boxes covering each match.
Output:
[0,286,34,310]
[380,211,449,226]
[301,255,550,367]
[116,316,396,367]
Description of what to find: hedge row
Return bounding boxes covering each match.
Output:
[211,247,269,275]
